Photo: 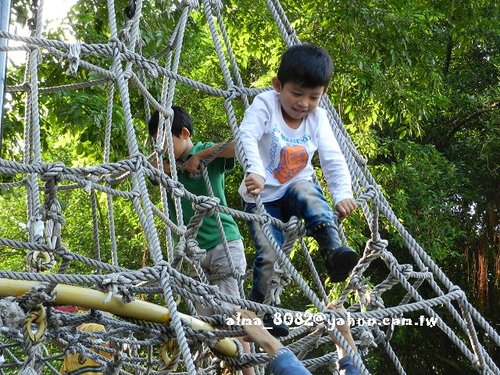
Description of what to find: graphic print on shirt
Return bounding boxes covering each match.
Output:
[273,144,308,184]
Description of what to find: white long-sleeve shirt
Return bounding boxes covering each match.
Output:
[238,90,353,204]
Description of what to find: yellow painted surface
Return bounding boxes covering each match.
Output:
[0,278,237,356]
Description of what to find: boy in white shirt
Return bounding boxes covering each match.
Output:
[238,43,359,304]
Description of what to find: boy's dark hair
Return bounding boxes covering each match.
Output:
[277,43,333,88]
[148,106,193,139]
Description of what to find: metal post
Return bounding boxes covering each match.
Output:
[0,0,12,152]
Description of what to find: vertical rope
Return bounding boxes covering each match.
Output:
[105,92,119,267]
[160,265,197,375]
[105,0,163,266]
[105,0,198,372]
[265,0,299,47]
[91,189,102,269]
[212,4,249,107]
[102,37,119,266]
[24,0,44,268]
[155,4,194,262]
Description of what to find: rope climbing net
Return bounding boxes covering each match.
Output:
[0,0,498,374]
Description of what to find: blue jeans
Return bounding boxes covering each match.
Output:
[244,179,342,303]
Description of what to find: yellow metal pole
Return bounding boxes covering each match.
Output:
[0,278,237,356]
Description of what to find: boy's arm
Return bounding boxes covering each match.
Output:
[234,309,311,375]
[183,141,235,173]
[238,95,270,193]
[326,302,361,375]
[316,112,356,217]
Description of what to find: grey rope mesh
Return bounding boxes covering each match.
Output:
[23,0,45,274]
[263,1,499,373]
[103,39,120,268]
[91,189,102,268]
[209,185,245,298]
[6,78,111,93]
[0,1,498,374]
[202,0,323,311]
[154,2,195,263]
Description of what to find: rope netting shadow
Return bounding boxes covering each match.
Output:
[0,0,498,374]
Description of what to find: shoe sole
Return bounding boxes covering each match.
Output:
[326,246,359,282]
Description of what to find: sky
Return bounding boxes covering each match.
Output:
[41,0,77,25]
[8,0,78,65]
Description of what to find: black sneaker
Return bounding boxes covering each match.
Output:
[324,246,359,282]
[262,312,289,337]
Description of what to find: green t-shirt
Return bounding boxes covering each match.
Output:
[169,142,241,250]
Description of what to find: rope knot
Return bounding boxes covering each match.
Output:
[22,81,31,92]
[18,285,55,312]
[161,106,175,120]
[367,292,385,310]
[45,209,65,225]
[365,238,388,256]
[101,274,134,304]
[182,0,199,9]
[354,153,367,167]
[397,264,413,278]
[108,37,123,50]
[202,330,222,349]
[0,297,25,332]
[259,213,274,227]
[348,274,363,290]
[65,334,81,355]
[174,237,187,259]
[67,41,82,76]
[171,181,185,198]
[26,250,56,271]
[225,86,239,100]
[41,162,65,252]
[42,162,64,182]
[356,185,377,204]
[267,272,291,306]
[284,216,305,237]
[185,238,206,262]
[123,68,133,80]
[208,0,223,11]
[358,327,377,348]
[448,285,461,293]
[193,196,220,216]
[103,358,123,375]
[449,285,466,300]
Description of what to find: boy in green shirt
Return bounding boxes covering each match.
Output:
[148,108,255,375]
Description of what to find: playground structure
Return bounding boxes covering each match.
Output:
[0,0,498,374]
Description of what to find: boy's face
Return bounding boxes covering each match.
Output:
[172,134,189,160]
[171,129,191,160]
[273,78,325,127]
[153,128,191,160]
